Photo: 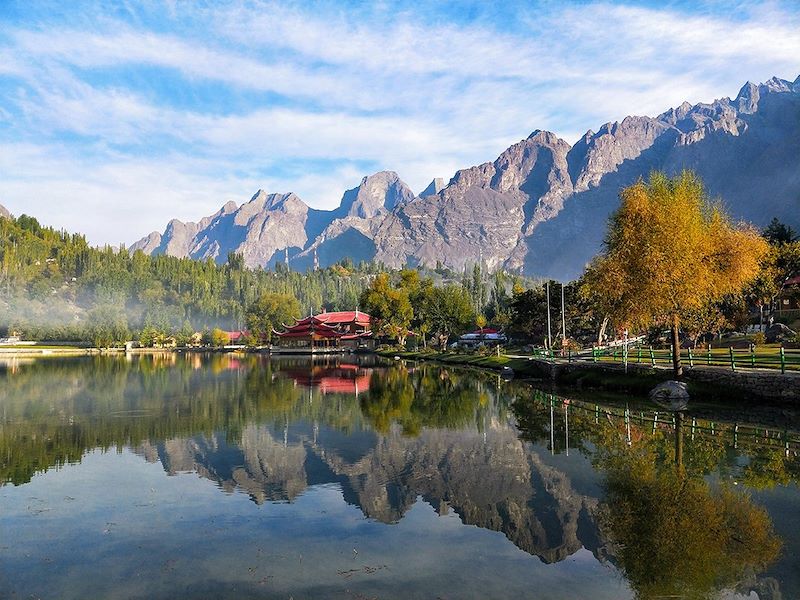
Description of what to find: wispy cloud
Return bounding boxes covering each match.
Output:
[0,0,798,245]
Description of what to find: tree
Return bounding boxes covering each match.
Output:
[88,304,130,348]
[680,301,727,346]
[359,273,413,346]
[762,217,798,245]
[210,327,229,347]
[748,241,800,322]
[245,292,300,343]
[420,284,475,349]
[510,286,547,343]
[583,172,767,378]
[405,274,434,349]
[175,320,195,347]
[138,325,158,347]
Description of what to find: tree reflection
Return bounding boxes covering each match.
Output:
[359,366,489,435]
[0,354,366,484]
[598,418,781,600]
[511,393,786,599]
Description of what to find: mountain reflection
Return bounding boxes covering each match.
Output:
[1,354,797,597]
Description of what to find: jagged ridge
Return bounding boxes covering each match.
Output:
[131,75,800,278]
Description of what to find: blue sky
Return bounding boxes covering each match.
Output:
[1,0,799,245]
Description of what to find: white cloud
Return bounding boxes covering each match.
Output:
[0,1,798,245]
[0,144,262,244]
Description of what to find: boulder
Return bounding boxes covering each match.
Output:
[648,380,689,411]
[765,322,796,343]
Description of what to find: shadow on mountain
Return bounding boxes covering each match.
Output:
[526,91,800,280]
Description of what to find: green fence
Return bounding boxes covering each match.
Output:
[533,391,800,454]
[577,344,800,373]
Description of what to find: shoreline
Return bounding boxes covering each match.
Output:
[379,349,800,405]
[0,346,244,358]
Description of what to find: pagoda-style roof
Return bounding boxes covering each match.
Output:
[291,310,371,327]
[273,310,372,339]
[273,320,343,338]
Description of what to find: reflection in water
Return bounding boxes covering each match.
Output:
[596,412,781,600]
[1,354,798,599]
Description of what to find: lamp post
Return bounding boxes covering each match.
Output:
[546,281,552,350]
[561,283,566,344]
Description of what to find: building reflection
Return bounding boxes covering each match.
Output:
[278,362,373,396]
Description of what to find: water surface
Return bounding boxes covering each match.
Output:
[1,354,798,599]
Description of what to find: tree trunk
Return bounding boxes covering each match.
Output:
[597,316,609,347]
[671,313,683,379]
[674,411,685,476]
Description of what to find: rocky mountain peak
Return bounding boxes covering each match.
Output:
[419,178,445,197]
[764,76,794,93]
[0,203,10,219]
[445,130,571,198]
[165,218,188,231]
[735,81,760,113]
[129,230,162,254]
[491,131,571,195]
[735,77,795,114]
[526,129,561,145]
[338,170,415,219]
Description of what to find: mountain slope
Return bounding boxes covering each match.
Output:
[525,75,800,278]
[292,171,416,269]
[0,204,10,219]
[131,190,335,267]
[132,171,414,270]
[372,130,573,271]
[131,75,800,278]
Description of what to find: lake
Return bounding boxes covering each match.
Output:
[1,354,798,599]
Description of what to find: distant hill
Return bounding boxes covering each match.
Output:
[132,75,800,279]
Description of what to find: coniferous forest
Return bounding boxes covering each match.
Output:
[0,212,530,345]
[0,213,378,342]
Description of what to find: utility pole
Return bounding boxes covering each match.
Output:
[546,281,552,349]
[561,283,566,342]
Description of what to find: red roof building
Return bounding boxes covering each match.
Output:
[272,310,373,352]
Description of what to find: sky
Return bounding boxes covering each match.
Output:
[1,0,799,246]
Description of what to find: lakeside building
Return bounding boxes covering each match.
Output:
[272,310,373,353]
[456,327,508,349]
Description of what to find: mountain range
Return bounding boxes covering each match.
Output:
[131,75,800,279]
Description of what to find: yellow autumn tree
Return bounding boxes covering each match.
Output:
[583,171,767,378]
